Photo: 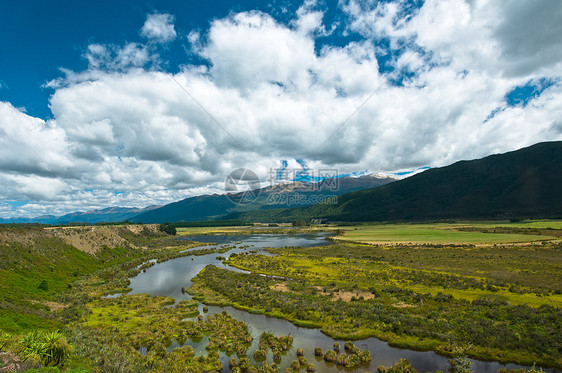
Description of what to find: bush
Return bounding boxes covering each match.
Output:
[292,220,309,227]
[0,332,12,351]
[253,349,267,361]
[448,356,472,373]
[323,350,336,362]
[385,358,418,373]
[18,330,73,367]
[159,223,176,235]
[291,360,300,369]
[41,331,73,367]
[37,280,49,292]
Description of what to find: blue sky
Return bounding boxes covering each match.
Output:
[1,0,561,218]
[1,0,350,119]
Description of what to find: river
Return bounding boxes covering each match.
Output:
[125,233,549,372]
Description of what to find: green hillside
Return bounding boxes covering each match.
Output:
[230,141,562,222]
[131,175,394,223]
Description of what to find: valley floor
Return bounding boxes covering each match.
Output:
[0,221,560,372]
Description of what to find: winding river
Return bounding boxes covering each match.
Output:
[126,233,549,372]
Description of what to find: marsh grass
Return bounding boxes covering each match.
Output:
[191,239,562,369]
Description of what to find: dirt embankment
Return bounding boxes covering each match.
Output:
[49,224,160,254]
[1,224,160,254]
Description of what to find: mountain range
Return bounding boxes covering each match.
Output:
[0,174,395,224]
[129,174,395,223]
[0,206,160,225]
[228,141,562,222]
[3,141,560,225]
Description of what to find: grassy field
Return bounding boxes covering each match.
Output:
[473,220,562,229]
[333,222,560,245]
[176,225,330,236]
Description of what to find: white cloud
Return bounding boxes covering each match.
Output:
[85,43,151,70]
[140,13,177,43]
[1,0,562,218]
[202,11,317,89]
[0,102,73,176]
[4,175,67,200]
[493,0,562,77]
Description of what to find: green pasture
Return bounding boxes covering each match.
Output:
[472,220,562,229]
[334,222,559,244]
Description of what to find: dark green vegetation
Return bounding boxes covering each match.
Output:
[158,223,176,235]
[189,238,562,368]
[173,220,252,227]
[231,141,562,222]
[321,341,371,368]
[79,295,250,372]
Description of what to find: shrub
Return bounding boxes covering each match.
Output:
[291,360,300,369]
[0,332,12,351]
[253,349,267,361]
[41,331,73,367]
[37,280,49,292]
[159,223,176,235]
[323,350,336,362]
[385,358,418,373]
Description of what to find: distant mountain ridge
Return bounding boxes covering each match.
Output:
[229,141,562,222]
[55,206,162,224]
[0,206,160,225]
[130,174,396,223]
[0,174,395,224]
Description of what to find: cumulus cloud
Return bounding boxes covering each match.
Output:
[85,43,151,70]
[3,175,68,201]
[0,102,73,176]
[140,13,177,43]
[494,0,562,77]
[1,0,562,218]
